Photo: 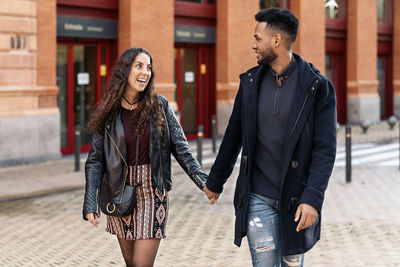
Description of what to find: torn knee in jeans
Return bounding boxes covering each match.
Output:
[282,254,303,267]
[254,237,275,253]
[249,217,263,228]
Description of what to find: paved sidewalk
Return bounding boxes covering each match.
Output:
[0,164,399,266]
[0,138,399,266]
[0,140,221,202]
[0,156,86,202]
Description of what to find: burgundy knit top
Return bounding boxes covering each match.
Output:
[121,108,150,166]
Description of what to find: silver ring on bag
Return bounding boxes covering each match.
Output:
[106,203,116,213]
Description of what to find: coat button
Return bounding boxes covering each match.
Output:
[250,78,253,82]
[291,161,299,168]
[248,73,251,76]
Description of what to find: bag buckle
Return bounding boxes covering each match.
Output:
[106,203,116,213]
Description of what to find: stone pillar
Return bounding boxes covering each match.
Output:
[0,0,60,166]
[393,0,400,118]
[216,0,259,135]
[291,0,326,74]
[118,0,175,102]
[346,0,379,123]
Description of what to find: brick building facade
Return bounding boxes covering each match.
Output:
[0,0,399,165]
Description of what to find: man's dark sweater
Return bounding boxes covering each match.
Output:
[251,57,299,200]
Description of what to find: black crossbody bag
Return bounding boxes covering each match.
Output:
[100,135,140,217]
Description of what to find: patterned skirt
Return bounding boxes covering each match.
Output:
[105,164,168,240]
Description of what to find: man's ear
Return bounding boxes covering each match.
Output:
[274,33,282,48]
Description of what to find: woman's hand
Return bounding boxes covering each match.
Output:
[86,212,99,228]
[203,185,220,205]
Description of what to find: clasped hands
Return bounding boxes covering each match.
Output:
[203,185,220,205]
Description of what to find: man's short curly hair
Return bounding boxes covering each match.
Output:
[255,8,299,46]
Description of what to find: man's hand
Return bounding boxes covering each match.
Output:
[86,212,99,228]
[203,185,220,205]
[294,203,318,232]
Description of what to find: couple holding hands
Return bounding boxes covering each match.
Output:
[83,8,336,267]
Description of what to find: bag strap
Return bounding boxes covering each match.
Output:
[134,134,140,186]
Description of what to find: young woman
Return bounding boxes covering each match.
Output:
[83,47,208,266]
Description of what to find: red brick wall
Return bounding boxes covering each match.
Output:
[37,0,58,109]
[119,0,175,101]
[216,0,259,104]
[291,0,325,74]
[0,0,58,116]
[0,0,38,115]
[347,0,378,98]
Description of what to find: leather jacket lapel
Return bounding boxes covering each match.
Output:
[108,109,127,162]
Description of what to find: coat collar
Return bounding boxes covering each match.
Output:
[239,53,322,157]
[240,53,321,89]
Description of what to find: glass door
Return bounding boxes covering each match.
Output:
[175,46,211,139]
[73,45,97,147]
[179,48,198,136]
[57,43,110,154]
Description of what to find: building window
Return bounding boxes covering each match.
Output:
[176,0,214,4]
[325,0,346,19]
[260,0,289,9]
[377,0,393,24]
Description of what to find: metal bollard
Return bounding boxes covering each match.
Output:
[197,125,204,167]
[360,120,370,134]
[388,115,397,130]
[74,125,81,172]
[211,114,217,153]
[345,125,352,183]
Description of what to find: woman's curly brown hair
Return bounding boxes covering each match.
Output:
[87,47,165,136]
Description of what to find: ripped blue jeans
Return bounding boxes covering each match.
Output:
[247,193,304,267]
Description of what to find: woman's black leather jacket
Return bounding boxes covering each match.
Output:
[83,95,207,219]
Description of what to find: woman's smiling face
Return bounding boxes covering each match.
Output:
[126,52,152,94]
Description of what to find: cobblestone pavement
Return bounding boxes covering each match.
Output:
[1,162,400,266]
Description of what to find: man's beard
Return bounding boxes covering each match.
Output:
[257,46,277,65]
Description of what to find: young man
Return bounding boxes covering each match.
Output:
[204,8,337,267]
